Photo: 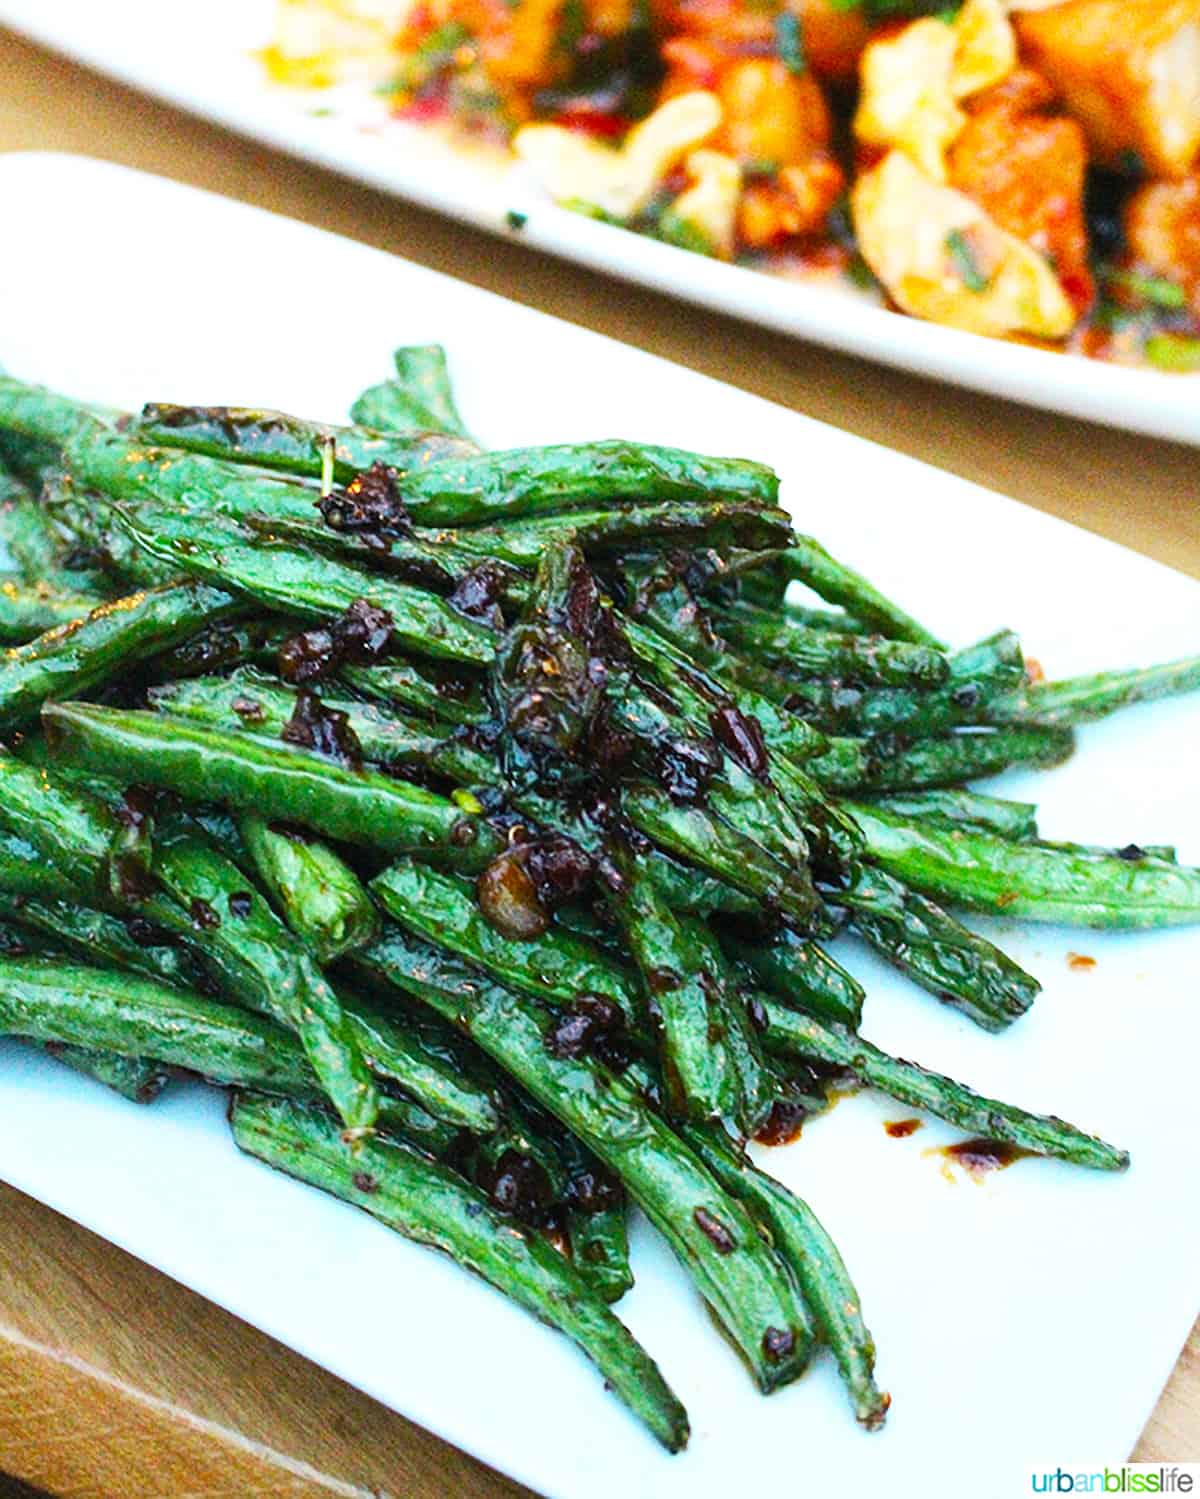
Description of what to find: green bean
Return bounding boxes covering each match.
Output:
[355,929,815,1392]
[341,987,502,1134]
[763,1004,1128,1170]
[555,1127,634,1304]
[683,1123,889,1428]
[810,725,1076,793]
[343,658,488,727]
[0,575,106,641]
[622,783,820,927]
[353,343,472,437]
[760,630,1026,738]
[992,655,1200,728]
[43,703,504,870]
[0,955,451,1146]
[0,750,148,906]
[838,863,1040,1031]
[720,926,864,1030]
[145,819,378,1134]
[0,892,202,990]
[0,957,328,1095]
[0,581,242,728]
[605,843,757,1127]
[0,483,107,592]
[386,442,784,527]
[230,1091,689,1451]
[370,861,642,1023]
[107,505,497,667]
[869,789,1039,841]
[711,599,949,687]
[847,803,1200,928]
[239,816,378,963]
[758,541,943,648]
[135,403,476,480]
[43,1042,170,1104]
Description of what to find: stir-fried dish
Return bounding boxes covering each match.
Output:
[265,0,1200,368]
[1,342,1199,1444]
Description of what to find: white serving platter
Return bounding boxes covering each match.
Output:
[0,0,1198,445]
[0,151,1197,1499]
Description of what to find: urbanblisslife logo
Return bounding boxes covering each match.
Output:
[1030,1467,1197,1493]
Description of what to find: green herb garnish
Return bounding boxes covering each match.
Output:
[1145,333,1200,373]
[1106,271,1187,311]
[774,12,807,74]
[945,229,989,293]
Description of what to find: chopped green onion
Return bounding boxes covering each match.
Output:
[1145,333,1200,373]
[774,12,807,74]
[1107,270,1187,310]
[945,229,989,293]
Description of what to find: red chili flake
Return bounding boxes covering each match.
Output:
[884,1118,923,1139]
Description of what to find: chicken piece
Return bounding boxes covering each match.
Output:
[714,58,832,166]
[737,158,845,246]
[852,148,1078,338]
[1015,0,1200,178]
[513,90,722,217]
[785,0,871,81]
[854,0,1017,182]
[1125,173,1200,296]
[949,70,1093,309]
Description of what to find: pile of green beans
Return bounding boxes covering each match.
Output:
[0,346,1195,1450]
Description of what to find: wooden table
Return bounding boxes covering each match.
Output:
[0,25,1196,1498]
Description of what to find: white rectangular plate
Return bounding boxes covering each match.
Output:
[1,0,1199,446]
[0,151,1197,1499]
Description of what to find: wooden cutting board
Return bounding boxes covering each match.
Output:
[0,25,1196,1496]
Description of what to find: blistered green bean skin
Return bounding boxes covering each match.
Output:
[721,928,864,1030]
[147,822,379,1134]
[43,703,504,870]
[43,1042,170,1104]
[339,987,502,1133]
[712,599,948,687]
[765,1003,1127,1170]
[135,404,476,479]
[231,1092,689,1451]
[849,803,1200,929]
[0,751,143,906]
[607,845,746,1125]
[107,505,498,667]
[683,1123,889,1428]
[0,576,105,641]
[239,816,378,964]
[993,654,1200,728]
[356,929,815,1394]
[0,582,241,727]
[0,956,449,1146]
[0,892,201,990]
[869,789,1039,841]
[810,725,1076,793]
[370,861,642,1023]
[0,958,326,1095]
[840,864,1040,1032]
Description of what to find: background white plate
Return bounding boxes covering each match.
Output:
[0,152,1198,1499]
[0,0,1198,446]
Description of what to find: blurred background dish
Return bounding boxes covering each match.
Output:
[0,0,1197,442]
